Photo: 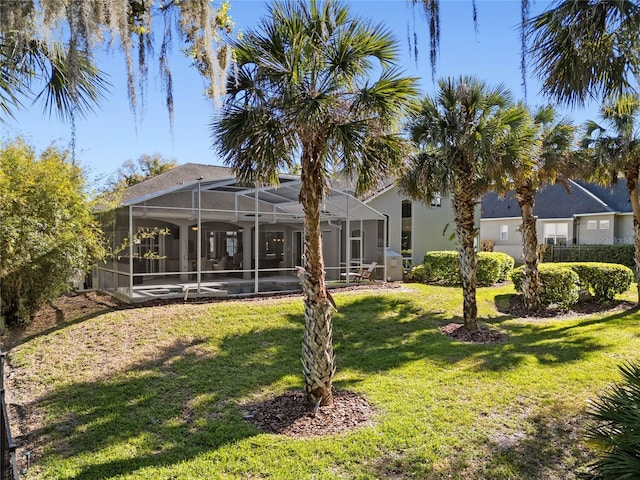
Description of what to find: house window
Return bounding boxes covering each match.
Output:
[543,222,568,245]
[431,194,442,207]
[599,220,610,230]
[351,229,364,262]
[587,220,597,230]
[401,200,412,252]
[500,224,508,241]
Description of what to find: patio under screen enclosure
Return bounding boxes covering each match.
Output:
[95,175,388,303]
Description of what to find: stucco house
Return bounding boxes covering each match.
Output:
[362,181,461,269]
[481,179,635,260]
[93,162,471,302]
[94,163,389,302]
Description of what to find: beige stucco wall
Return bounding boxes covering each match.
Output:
[615,213,634,244]
[576,213,616,245]
[480,218,524,260]
[366,187,465,266]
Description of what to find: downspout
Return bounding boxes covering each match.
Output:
[383,214,388,282]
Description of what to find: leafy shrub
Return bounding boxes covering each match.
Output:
[586,362,640,480]
[407,264,425,282]
[423,251,460,285]
[558,262,633,301]
[482,252,515,281]
[476,253,503,286]
[422,251,515,286]
[480,239,495,252]
[511,264,579,308]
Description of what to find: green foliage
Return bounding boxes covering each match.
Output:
[484,252,515,282]
[586,362,640,480]
[0,139,104,325]
[423,251,460,285]
[562,262,634,301]
[11,283,640,478]
[511,263,580,308]
[423,251,514,286]
[106,153,177,191]
[407,264,425,282]
[542,244,636,270]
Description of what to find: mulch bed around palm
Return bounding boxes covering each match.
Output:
[242,390,374,438]
[439,323,507,344]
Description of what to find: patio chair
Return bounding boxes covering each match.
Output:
[342,261,377,282]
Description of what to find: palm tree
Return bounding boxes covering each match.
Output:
[506,106,576,312]
[212,0,418,406]
[581,94,640,304]
[398,76,527,332]
[1,0,231,122]
[527,0,640,106]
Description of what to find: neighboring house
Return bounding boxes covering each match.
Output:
[94,163,388,302]
[481,179,634,260]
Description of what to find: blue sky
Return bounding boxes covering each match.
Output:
[2,0,600,189]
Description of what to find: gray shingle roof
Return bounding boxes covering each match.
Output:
[481,179,627,219]
[119,163,234,204]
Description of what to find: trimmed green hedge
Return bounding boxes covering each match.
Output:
[557,262,633,301]
[542,244,636,270]
[422,251,515,287]
[511,263,580,309]
[511,261,633,307]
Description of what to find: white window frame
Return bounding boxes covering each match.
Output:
[500,224,508,241]
[543,222,569,246]
[587,220,597,230]
[599,220,610,230]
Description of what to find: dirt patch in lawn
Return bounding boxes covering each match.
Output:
[242,390,374,437]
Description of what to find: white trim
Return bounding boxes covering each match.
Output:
[569,179,610,208]
[573,212,617,218]
[481,216,525,221]
[362,183,396,203]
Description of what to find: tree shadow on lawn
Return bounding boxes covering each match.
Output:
[26,292,624,478]
[330,294,613,375]
[27,322,305,479]
[433,400,591,480]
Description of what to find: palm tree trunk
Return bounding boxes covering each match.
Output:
[625,169,640,306]
[452,188,478,331]
[298,145,335,407]
[516,182,541,312]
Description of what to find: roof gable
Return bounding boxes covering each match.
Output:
[118,163,234,204]
[481,180,616,219]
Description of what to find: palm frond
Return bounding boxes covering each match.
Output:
[527,0,640,106]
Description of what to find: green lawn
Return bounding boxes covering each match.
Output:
[9,283,640,479]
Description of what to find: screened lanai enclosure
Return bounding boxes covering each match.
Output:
[95,175,387,303]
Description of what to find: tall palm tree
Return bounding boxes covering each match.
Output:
[398,76,527,332]
[527,0,640,106]
[213,0,418,406]
[581,94,640,304]
[506,106,576,312]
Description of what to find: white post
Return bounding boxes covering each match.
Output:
[345,195,351,283]
[254,183,260,293]
[197,181,202,292]
[129,205,134,298]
